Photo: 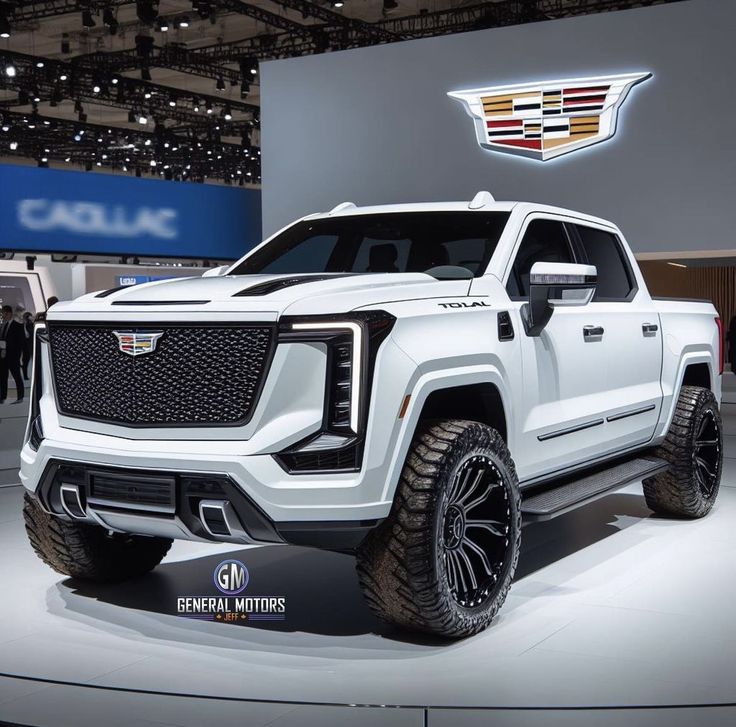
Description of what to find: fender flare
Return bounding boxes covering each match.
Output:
[656,351,717,439]
[379,365,512,502]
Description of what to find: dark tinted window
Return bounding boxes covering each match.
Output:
[506,219,574,298]
[231,212,510,277]
[252,234,338,274]
[575,226,633,301]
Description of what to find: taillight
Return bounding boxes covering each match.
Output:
[715,316,724,375]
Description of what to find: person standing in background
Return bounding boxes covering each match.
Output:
[728,315,736,373]
[0,304,25,404]
[21,311,34,381]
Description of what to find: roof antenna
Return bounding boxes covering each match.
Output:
[468,191,495,209]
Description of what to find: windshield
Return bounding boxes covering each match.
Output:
[230,212,510,277]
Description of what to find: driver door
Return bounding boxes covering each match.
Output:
[505,216,611,483]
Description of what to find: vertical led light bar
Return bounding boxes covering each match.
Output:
[291,321,363,433]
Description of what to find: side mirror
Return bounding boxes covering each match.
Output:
[202,265,230,278]
[523,262,597,336]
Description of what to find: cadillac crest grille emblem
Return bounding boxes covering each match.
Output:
[113,330,165,357]
[448,72,651,161]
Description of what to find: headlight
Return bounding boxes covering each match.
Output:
[25,324,47,452]
[274,311,395,473]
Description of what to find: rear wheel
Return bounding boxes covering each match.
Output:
[356,419,521,638]
[23,493,172,582]
[643,385,722,518]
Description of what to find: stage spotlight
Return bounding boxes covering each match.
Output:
[5,63,16,77]
[0,16,10,39]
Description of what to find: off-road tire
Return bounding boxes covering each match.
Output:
[643,385,722,518]
[23,493,172,582]
[356,419,521,639]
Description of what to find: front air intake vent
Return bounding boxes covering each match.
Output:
[234,274,353,297]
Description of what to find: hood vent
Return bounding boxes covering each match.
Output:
[234,274,354,297]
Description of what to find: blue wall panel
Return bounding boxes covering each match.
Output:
[0,164,261,260]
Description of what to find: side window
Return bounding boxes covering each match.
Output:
[506,219,574,298]
[575,225,634,301]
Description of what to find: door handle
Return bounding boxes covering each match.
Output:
[583,325,604,342]
[642,322,659,336]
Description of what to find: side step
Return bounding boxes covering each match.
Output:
[521,454,669,523]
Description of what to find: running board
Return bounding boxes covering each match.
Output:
[521,455,669,523]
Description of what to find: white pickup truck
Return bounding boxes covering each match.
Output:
[20,192,723,638]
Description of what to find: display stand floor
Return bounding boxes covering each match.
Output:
[2,379,736,727]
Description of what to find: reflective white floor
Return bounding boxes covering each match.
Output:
[1,381,736,726]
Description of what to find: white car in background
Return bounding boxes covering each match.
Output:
[20,192,723,637]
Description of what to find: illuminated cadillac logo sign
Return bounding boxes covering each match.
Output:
[113,330,164,357]
[448,72,651,161]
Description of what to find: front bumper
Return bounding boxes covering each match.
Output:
[20,332,417,534]
[29,458,382,551]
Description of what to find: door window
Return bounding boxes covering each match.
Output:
[575,225,635,301]
[506,219,575,298]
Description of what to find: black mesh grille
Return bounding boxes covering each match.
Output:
[48,323,274,427]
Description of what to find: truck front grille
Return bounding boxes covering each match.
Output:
[48,322,275,427]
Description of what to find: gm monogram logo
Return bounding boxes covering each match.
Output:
[448,72,651,161]
[214,559,249,596]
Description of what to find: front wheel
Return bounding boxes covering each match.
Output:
[23,493,172,582]
[356,419,521,638]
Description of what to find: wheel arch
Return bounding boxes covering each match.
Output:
[681,362,711,391]
[381,368,512,503]
[656,352,719,442]
[417,383,508,442]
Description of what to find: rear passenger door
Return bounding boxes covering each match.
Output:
[572,223,662,449]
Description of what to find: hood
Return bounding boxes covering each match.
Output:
[53,272,474,318]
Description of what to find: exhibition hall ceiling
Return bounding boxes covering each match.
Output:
[0,1,675,183]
